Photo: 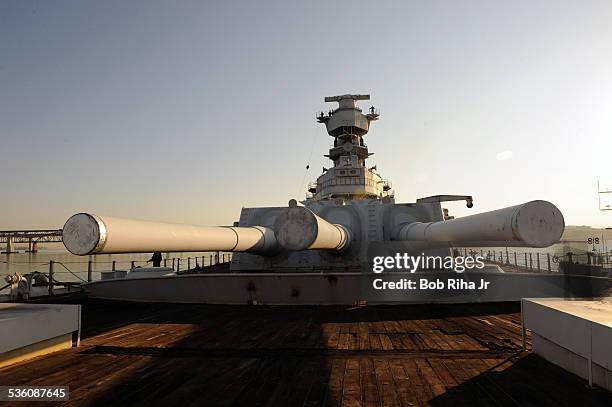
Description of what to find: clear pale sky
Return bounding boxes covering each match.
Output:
[1,0,612,229]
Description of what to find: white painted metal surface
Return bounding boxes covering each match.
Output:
[522,298,612,391]
[126,267,175,279]
[0,304,80,367]
[396,200,565,248]
[63,213,277,255]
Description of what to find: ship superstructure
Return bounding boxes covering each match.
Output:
[309,94,391,201]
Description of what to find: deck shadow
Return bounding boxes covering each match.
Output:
[75,300,522,339]
[2,302,608,406]
[429,353,612,406]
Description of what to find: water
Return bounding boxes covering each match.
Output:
[0,249,223,292]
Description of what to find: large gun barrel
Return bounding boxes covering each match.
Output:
[273,203,351,251]
[62,213,277,255]
[394,200,564,248]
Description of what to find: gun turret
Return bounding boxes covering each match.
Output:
[62,213,278,255]
[59,95,566,274]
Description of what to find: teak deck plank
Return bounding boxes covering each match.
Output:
[0,301,610,407]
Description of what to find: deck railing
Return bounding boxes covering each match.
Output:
[457,247,612,273]
[4,248,610,298]
[0,252,234,297]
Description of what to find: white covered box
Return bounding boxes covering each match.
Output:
[522,298,612,392]
[0,303,81,368]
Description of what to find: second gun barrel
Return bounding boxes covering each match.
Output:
[394,200,564,248]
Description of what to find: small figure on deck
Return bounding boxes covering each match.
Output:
[148,252,162,267]
[370,106,375,114]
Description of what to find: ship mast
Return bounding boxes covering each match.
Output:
[309,94,392,200]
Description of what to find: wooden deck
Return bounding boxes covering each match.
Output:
[0,300,610,406]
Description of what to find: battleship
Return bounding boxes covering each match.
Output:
[1,94,611,406]
[58,93,606,304]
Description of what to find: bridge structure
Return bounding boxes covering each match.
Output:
[0,230,63,253]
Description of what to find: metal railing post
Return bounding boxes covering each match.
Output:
[524,253,528,269]
[131,260,135,270]
[112,260,116,271]
[88,260,93,282]
[177,258,180,272]
[188,257,191,270]
[536,253,540,272]
[514,252,517,267]
[529,253,533,270]
[547,253,551,272]
[48,260,54,296]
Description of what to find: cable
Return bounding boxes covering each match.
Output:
[297,128,320,199]
[53,262,86,282]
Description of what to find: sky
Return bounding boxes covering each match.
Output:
[1,0,612,229]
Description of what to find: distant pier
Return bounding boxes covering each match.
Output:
[0,230,62,253]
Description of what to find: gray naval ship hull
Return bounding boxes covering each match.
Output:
[81,270,612,304]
